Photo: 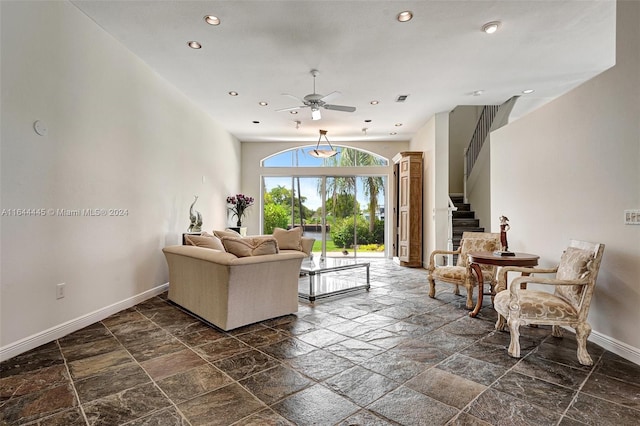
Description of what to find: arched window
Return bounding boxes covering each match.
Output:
[262,145,388,167]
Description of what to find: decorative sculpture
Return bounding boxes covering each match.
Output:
[498,215,513,254]
[188,196,203,232]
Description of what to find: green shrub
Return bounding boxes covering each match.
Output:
[330,216,384,248]
[263,203,289,234]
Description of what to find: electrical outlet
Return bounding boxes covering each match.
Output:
[624,209,640,225]
[56,283,65,299]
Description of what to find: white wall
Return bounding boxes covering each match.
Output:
[240,140,408,256]
[490,0,640,362]
[410,112,450,267]
[0,1,240,355]
[449,106,482,194]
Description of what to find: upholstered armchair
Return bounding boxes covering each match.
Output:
[428,232,501,309]
[494,240,605,365]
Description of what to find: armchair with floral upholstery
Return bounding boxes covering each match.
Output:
[493,240,605,365]
[427,232,501,309]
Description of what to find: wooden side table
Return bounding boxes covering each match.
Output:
[467,251,539,318]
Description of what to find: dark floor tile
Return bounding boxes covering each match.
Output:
[60,335,124,363]
[440,316,496,337]
[75,362,150,403]
[324,365,399,406]
[532,341,593,371]
[436,353,506,386]
[0,383,77,425]
[0,364,68,400]
[213,349,280,380]
[325,338,386,363]
[513,353,590,389]
[335,409,396,426]
[416,330,479,354]
[67,348,133,380]
[328,305,371,320]
[557,416,588,426]
[595,356,640,385]
[297,328,349,348]
[58,323,112,347]
[325,319,379,338]
[381,321,432,337]
[177,326,227,347]
[235,328,288,348]
[389,339,451,365]
[232,408,293,425]
[368,385,458,426]
[0,345,64,377]
[286,349,355,381]
[353,313,399,328]
[364,351,428,382]
[140,348,205,380]
[260,338,317,360]
[492,371,576,414]
[564,392,640,426]
[20,407,86,426]
[125,333,186,363]
[406,368,486,409]
[460,331,530,368]
[580,372,640,410]
[83,382,170,426]
[101,307,147,328]
[239,365,312,405]
[135,296,170,312]
[108,320,167,348]
[355,328,406,349]
[467,388,561,426]
[177,383,265,426]
[271,318,318,336]
[403,313,452,331]
[193,337,251,363]
[447,412,493,426]
[156,364,233,403]
[271,384,360,425]
[126,406,189,426]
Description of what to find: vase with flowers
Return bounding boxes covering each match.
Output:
[226,194,254,227]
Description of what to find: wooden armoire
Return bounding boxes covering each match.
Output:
[392,151,423,267]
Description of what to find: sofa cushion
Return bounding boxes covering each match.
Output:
[213,229,242,239]
[273,227,303,251]
[221,236,279,257]
[184,232,224,251]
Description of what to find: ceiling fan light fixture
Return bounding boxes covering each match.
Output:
[309,129,338,158]
[228,91,238,96]
[311,108,321,121]
[289,110,298,115]
[187,41,202,49]
[370,100,379,105]
[482,21,501,34]
[522,89,535,94]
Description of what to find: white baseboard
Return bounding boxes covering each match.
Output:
[589,329,640,365]
[0,283,169,362]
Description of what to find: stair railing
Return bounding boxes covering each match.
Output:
[463,105,499,203]
[447,196,458,266]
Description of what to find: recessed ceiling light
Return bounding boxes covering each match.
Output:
[289,111,298,115]
[252,121,260,124]
[228,91,238,96]
[364,119,372,123]
[482,21,501,34]
[397,11,413,22]
[390,132,397,135]
[204,15,220,26]
[522,89,535,94]
[370,100,379,105]
[259,101,268,106]
[472,90,484,96]
[395,123,403,127]
[187,41,202,49]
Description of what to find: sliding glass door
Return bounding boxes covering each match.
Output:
[262,175,385,259]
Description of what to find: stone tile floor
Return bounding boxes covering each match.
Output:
[1,260,639,425]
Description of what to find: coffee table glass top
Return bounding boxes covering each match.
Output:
[300,257,370,273]
[298,257,371,302]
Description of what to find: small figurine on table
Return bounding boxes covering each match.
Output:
[495,215,515,256]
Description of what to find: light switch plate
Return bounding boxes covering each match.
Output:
[624,209,640,225]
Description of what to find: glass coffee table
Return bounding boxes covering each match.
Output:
[298,257,370,302]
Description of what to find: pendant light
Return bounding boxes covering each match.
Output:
[309,129,338,158]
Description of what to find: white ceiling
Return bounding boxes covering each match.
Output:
[71,0,616,144]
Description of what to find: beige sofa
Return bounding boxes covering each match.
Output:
[162,245,305,331]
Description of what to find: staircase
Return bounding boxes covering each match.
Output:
[449,194,484,265]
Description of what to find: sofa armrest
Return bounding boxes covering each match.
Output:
[162,245,305,266]
[300,237,315,256]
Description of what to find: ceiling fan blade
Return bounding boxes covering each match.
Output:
[318,91,341,103]
[275,105,306,112]
[281,93,305,103]
[323,104,356,113]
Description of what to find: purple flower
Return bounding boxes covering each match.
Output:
[227,193,254,219]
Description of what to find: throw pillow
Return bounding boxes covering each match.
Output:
[185,232,225,251]
[221,236,279,257]
[213,229,242,239]
[273,227,303,251]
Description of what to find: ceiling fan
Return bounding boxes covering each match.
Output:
[277,69,356,120]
